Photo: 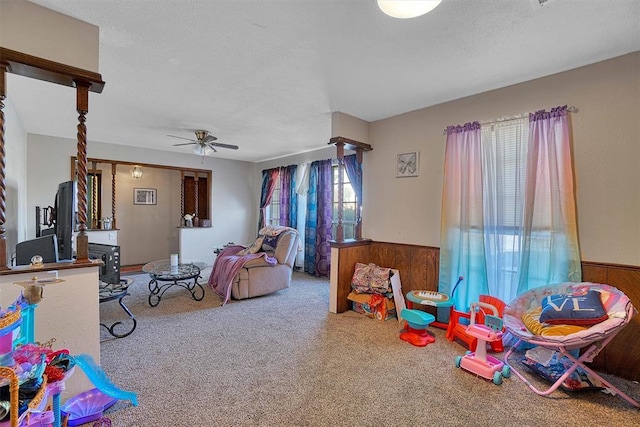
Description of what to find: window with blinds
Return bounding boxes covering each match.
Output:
[266,175,281,226]
[332,165,356,239]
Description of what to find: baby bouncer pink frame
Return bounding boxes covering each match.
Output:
[503,282,639,408]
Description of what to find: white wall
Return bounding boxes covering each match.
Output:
[0,0,100,72]
[364,52,640,266]
[4,97,28,259]
[26,135,256,265]
[331,112,370,142]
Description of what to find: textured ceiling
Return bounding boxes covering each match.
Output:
[7,0,640,162]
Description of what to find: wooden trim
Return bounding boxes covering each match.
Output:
[329,136,373,152]
[329,238,371,248]
[0,47,105,93]
[0,259,102,276]
[73,156,211,175]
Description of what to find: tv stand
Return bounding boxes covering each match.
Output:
[88,243,120,285]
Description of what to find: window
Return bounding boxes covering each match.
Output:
[332,165,356,239]
[441,108,581,309]
[266,175,281,226]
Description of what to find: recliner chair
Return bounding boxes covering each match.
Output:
[230,229,299,300]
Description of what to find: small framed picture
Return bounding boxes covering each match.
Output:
[134,188,157,205]
[397,152,419,178]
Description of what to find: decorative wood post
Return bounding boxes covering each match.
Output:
[74,80,91,263]
[91,161,98,229]
[355,148,364,240]
[180,171,185,221]
[0,63,8,270]
[194,172,199,220]
[335,141,345,242]
[111,162,117,229]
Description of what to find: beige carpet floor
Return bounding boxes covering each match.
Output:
[95,271,640,426]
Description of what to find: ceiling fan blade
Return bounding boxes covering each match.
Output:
[172,142,197,146]
[202,135,218,143]
[210,142,239,150]
[167,134,195,142]
[206,143,218,153]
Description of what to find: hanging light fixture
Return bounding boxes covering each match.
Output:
[193,144,215,156]
[377,0,442,19]
[131,165,143,179]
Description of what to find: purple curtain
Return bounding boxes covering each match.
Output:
[343,154,362,204]
[279,165,297,228]
[314,159,333,276]
[258,168,280,229]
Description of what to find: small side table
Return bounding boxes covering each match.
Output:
[99,279,137,338]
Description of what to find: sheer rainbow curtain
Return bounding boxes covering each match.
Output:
[439,106,581,311]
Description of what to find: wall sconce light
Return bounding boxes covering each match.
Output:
[377,0,442,19]
[131,165,143,179]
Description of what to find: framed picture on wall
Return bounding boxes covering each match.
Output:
[134,188,157,205]
[397,152,419,177]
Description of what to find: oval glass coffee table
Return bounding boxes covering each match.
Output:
[142,260,206,307]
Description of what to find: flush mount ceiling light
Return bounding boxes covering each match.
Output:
[131,165,143,179]
[377,0,442,18]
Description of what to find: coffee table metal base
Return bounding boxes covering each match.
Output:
[147,275,205,307]
[100,280,137,338]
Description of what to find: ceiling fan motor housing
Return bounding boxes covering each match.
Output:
[195,130,209,141]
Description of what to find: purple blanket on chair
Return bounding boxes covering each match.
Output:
[208,245,277,305]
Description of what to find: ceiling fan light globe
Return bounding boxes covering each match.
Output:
[193,144,214,156]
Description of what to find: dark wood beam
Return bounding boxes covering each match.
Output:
[328,136,372,152]
[0,47,104,93]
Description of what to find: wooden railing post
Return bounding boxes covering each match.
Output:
[355,148,364,240]
[74,80,91,263]
[335,141,345,242]
[194,172,199,220]
[0,63,8,270]
[111,162,117,229]
[180,171,185,224]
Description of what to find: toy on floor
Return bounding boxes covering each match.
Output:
[454,302,510,385]
[61,388,117,426]
[399,308,435,347]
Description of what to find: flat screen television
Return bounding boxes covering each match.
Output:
[15,234,59,266]
[55,180,76,261]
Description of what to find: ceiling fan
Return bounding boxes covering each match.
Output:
[168,130,239,155]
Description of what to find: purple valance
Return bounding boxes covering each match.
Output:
[446,121,481,135]
[529,105,568,122]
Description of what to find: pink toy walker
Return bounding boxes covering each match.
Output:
[454,302,511,385]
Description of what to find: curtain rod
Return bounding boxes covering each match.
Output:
[442,105,578,135]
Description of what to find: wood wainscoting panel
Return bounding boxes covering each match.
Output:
[332,242,640,381]
[406,246,427,292]
[330,240,371,313]
[366,242,439,294]
[369,241,395,269]
[582,262,640,381]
